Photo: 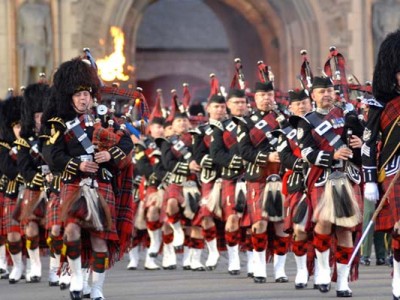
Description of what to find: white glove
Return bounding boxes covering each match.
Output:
[364,182,379,203]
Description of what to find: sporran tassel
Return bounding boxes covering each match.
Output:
[234,179,247,215]
[262,179,284,221]
[182,181,200,219]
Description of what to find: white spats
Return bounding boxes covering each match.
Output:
[90,271,106,299]
[127,246,139,270]
[227,245,240,272]
[67,256,83,292]
[205,238,220,269]
[315,249,331,285]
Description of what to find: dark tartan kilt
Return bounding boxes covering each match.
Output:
[283,191,304,233]
[160,183,184,223]
[0,192,6,235]
[45,192,62,229]
[221,179,237,221]
[60,182,118,241]
[20,189,45,225]
[246,181,266,224]
[376,174,400,232]
[310,183,362,229]
[3,196,22,234]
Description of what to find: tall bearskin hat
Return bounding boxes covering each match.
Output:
[52,57,100,120]
[21,82,50,139]
[373,30,400,103]
[0,96,23,143]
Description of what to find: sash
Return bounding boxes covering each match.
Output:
[222,119,238,149]
[306,107,345,150]
[249,112,279,147]
[203,125,213,148]
[65,117,95,154]
[170,134,192,160]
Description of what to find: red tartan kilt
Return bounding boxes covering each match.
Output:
[45,192,62,229]
[283,191,304,233]
[246,181,266,224]
[160,184,184,222]
[60,182,118,241]
[376,174,400,231]
[20,189,45,225]
[192,181,216,226]
[3,196,22,234]
[0,192,6,235]
[221,179,237,221]
[310,183,362,229]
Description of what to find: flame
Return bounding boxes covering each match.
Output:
[97,26,130,82]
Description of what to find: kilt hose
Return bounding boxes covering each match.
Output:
[45,192,62,230]
[60,181,118,242]
[310,183,362,229]
[3,196,22,234]
[246,181,266,224]
[221,179,238,221]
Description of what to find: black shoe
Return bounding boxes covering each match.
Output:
[206,265,217,271]
[149,252,158,258]
[183,265,191,270]
[228,270,240,275]
[127,266,137,270]
[92,298,104,300]
[1,273,9,279]
[376,258,385,265]
[295,283,307,289]
[253,276,266,283]
[69,291,83,300]
[336,290,352,297]
[49,281,59,287]
[360,256,371,266]
[313,284,320,290]
[163,265,177,270]
[144,266,161,271]
[275,276,289,283]
[191,266,206,271]
[29,276,41,283]
[174,245,183,252]
[387,255,394,267]
[83,293,90,299]
[247,272,254,278]
[9,278,20,284]
[393,294,400,300]
[60,283,70,290]
[319,283,331,293]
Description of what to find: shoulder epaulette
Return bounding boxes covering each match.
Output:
[209,119,223,131]
[48,117,66,128]
[0,141,11,150]
[14,138,30,148]
[188,128,202,135]
[365,97,384,108]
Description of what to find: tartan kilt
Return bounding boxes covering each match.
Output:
[3,196,22,234]
[20,189,46,225]
[45,192,62,229]
[283,191,304,233]
[376,174,400,231]
[0,192,6,235]
[310,183,362,229]
[246,181,266,224]
[192,181,216,226]
[221,179,237,221]
[160,183,184,223]
[60,182,118,241]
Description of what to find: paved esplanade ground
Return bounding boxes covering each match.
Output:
[0,252,393,300]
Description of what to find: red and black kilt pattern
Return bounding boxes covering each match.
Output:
[160,183,184,223]
[3,196,22,234]
[311,183,362,228]
[192,181,214,226]
[60,182,118,241]
[221,179,237,221]
[0,192,6,236]
[283,191,303,233]
[45,192,62,229]
[376,174,400,232]
[246,181,266,224]
[20,189,45,225]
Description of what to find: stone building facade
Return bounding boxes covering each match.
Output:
[0,0,398,102]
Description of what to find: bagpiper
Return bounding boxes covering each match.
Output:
[362,29,400,300]
[296,76,363,297]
